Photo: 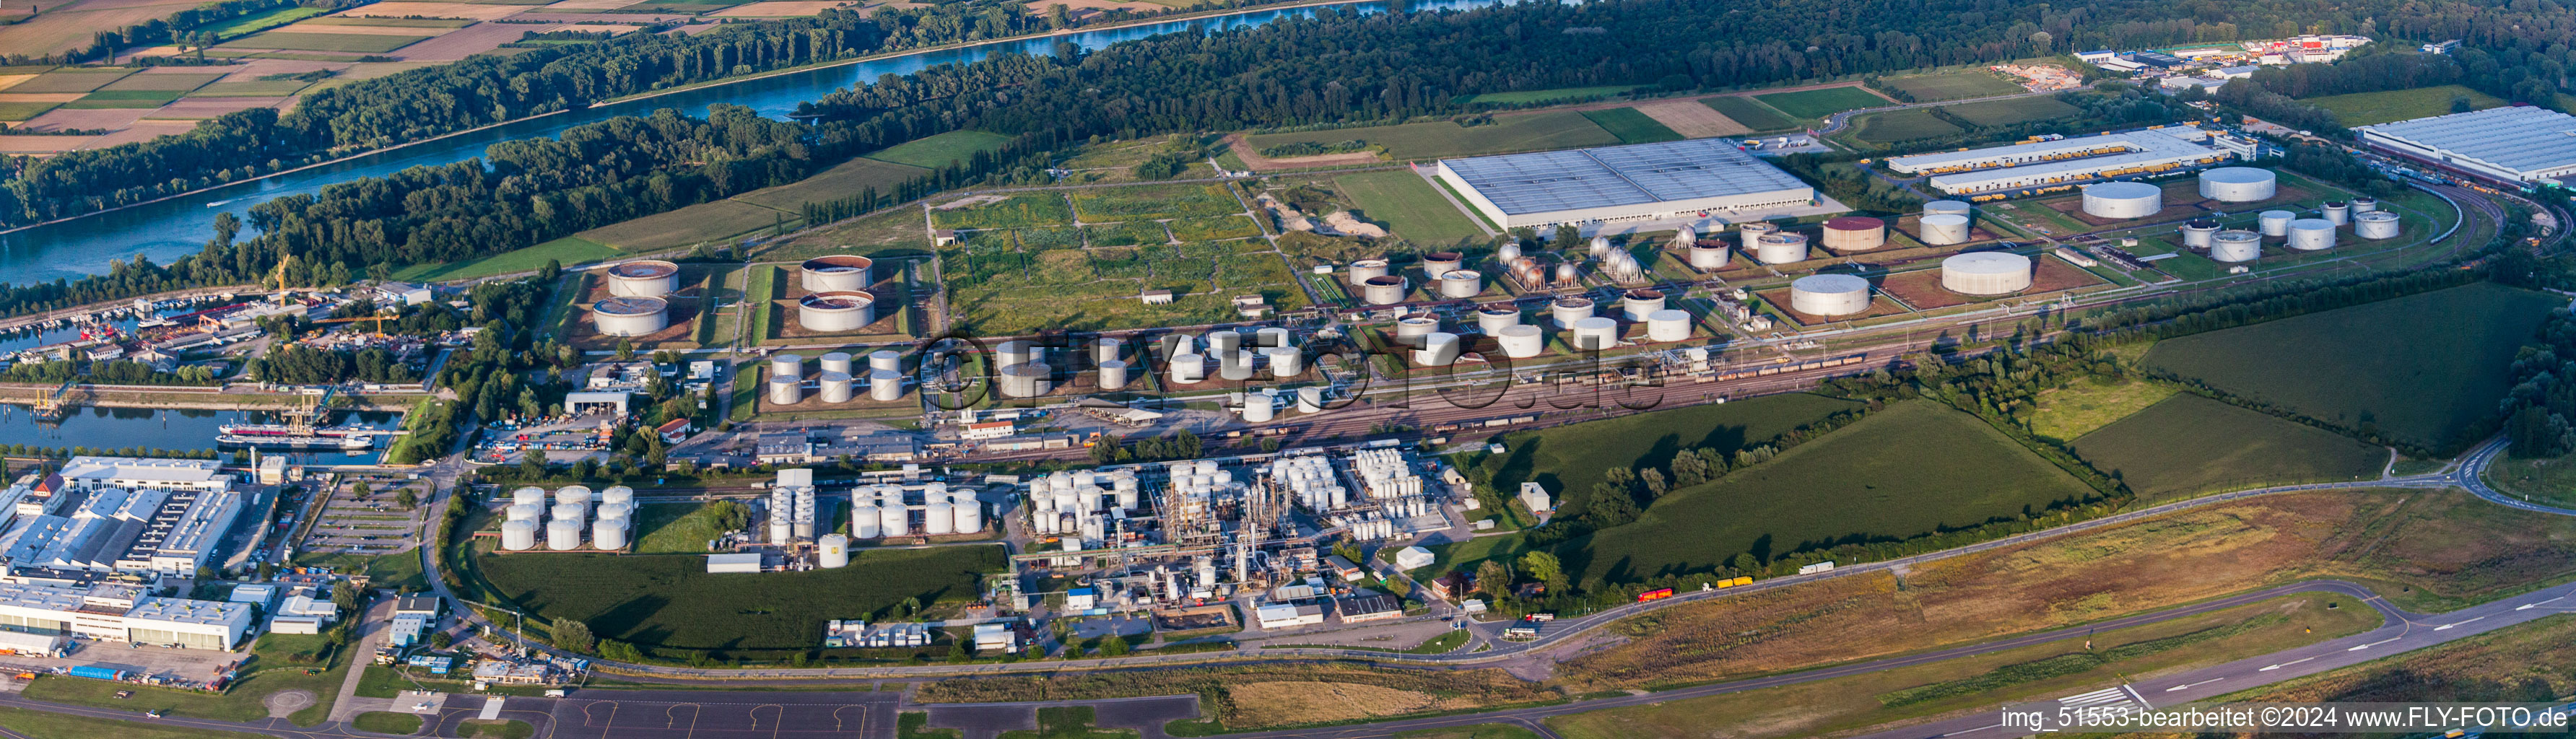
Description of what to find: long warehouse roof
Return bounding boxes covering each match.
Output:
[1926,127,2223,192]
[1437,138,1809,215]
[2359,105,2576,176]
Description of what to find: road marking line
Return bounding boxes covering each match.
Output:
[2166,678,2223,692]
[2346,638,2399,652]
[2435,616,2486,631]
[2258,655,2320,671]
[2522,596,2567,611]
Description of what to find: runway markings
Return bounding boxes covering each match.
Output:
[2259,656,2317,671]
[2434,616,2485,631]
[2346,638,2400,652]
[2165,678,2223,692]
[2517,596,2564,611]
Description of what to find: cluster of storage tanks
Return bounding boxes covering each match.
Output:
[795,257,878,333]
[499,485,636,551]
[1585,237,1647,282]
[767,469,819,545]
[1918,201,1972,245]
[1271,455,1350,510]
[590,259,684,337]
[1162,328,1300,388]
[2201,198,2395,263]
[767,351,907,406]
[853,482,983,541]
[1030,470,1141,541]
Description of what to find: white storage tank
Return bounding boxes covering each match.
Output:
[1688,242,1731,270]
[818,534,850,568]
[880,504,909,537]
[1393,316,1441,345]
[998,362,1051,398]
[1297,385,1329,414]
[867,349,902,372]
[1736,222,1779,252]
[1645,309,1692,342]
[1424,250,1466,275]
[546,518,583,551]
[2351,196,2379,213]
[1550,297,1594,328]
[869,369,905,401]
[799,255,874,292]
[595,502,631,527]
[1621,289,1665,321]
[1821,217,1887,250]
[590,296,668,337]
[1414,332,1461,366]
[1754,232,1809,264]
[1219,349,1255,381]
[2259,210,2296,237]
[2287,218,2338,250]
[1439,270,1482,299]
[557,486,591,507]
[799,292,876,333]
[1097,359,1131,390]
[1256,327,1292,347]
[512,486,547,507]
[2321,201,2350,225]
[600,486,634,507]
[1475,304,1520,333]
[850,504,879,539]
[923,502,954,535]
[604,260,680,297]
[500,520,539,551]
[1941,252,2034,295]
[1264,346,1302,377]
[1168,353,1206,384]
[1205,331,1240,357]
[819,371,856,403]
[1093,336,1126,364]
[768,374,804,406]
[1790,274,1872,315]
[1361,276,1409,305]
[2180,219,2222,249]
[1348,258,1391,285]
[591,518,628,550]
[2082,181,2163,219]
[1923,200,1972,217]
[2198,167,2277,202]
[2209,229,2262,263]
[1242,394,1276,422]
[2355,210,2401,240]
[505,504,541,522]
[1918,214,1970,245]
[1571,316,1619,351]
[955,501,983,534]
[1497,325,1544,358]
[771,354,805,380]
[819,351,854,375]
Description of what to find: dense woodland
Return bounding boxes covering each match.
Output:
[245,344,417,385]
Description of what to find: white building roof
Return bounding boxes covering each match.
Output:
[58,457,228,489]
[1437,138,1811,216]
[126,596,252,626]
[1919,126,2230,193]
[2359,106,2576,179]
[0,582,84,612]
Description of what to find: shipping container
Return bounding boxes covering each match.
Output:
[1636,587,1676,603]
[66,665,124,681]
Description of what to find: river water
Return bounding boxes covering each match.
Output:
[0,406,401,465]
[0,0,1515,283]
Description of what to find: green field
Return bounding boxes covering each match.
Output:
[1941,96,2081,127]
[1463,400,2093,586]
[1751,86,1889,119]
[1166,214,1263,241]
[63,89,181,108]
[1333,170,1485,246]
[1,67,135,93]
[1700,95,1795,131]
[0,101,61,121]
[1469,393,1861,517]
[0,704,276,739]
[1066,183,1241,222]
[631,502,734,553]
[20,633,347,725]
[730,156,928,212]
[219,30,430,53]
[353,712,426,735]
[2140,283,2560,452]
[866,130,1014,169]
[199,6,328,38]
[188,76,318,96]
[303,16,477,27]
[1876,71,2025,101]
[930,193,1074,229]
[473,545,1006,654]
[2028,377,2177,442]
[98,72,225,92]
[578,198,794,252]
[394,236,624,281]
[1851,108,1962,144]
[1240,110,1619,160]
[1580,107,1684,144]
[1466,85,1642,105]
[2306,84,2508,127]
[2070,393,2386,499]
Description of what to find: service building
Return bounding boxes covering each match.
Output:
[0,582,253,650]
[1434,138,1818,230]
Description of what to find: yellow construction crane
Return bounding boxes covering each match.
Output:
[269,253,295,305]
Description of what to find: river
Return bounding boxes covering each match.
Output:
[0,0,1514,284]
[0,406,401,465]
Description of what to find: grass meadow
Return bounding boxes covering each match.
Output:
[866,130,1014,169]
[1941,96,2081,127]
[1876,71,2024,101]
[1333,170,1485,246]
[2069,393,2386,499]
[1464,85,1642,105]
[474,545,1006,655]
[1850,108,1961,144]
[1751,86,1889,119]
[393,236,623,281]
[1578,107,1684,144]
[2307,84,2506,127]
[1700,96,1795,131]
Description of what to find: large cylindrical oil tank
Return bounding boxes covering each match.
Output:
[1789,274,1872,315]
[1414,332,1461,366]
[2321,201,2350,225]
[1297,385,1329,414]
[2351,196,2379,213]
[1476,304,1520,333]
[869,369,904,401]
[512,486,547,507]
[1439,270,1482,299]
[1169,353,1206,384]
[818,534,850,568]
[1918,214,1971,245]
[590,296,668,337]
[998,362,1051,398]
[1243,395,1276,422]
[771,354,805,381]
[1942,252,2034,294]
[1361,276,1409,305]
[955,500,983,533]
[1571,317,1619,351]
[849,504,879,538]
[1156,333,1193,358]
[923,502,954,535]
[799,255,873,292]
[2355,211,2401,240]
[546,518,582,551]
[1206,331,1241,356]
[1645,309,1692,342]
[1923,200,1972,217]
[1821,217,1887,250]
[879,504,909,538]
[500,520,538,551]
[1497,325,1545,359]
[2260,210,2296,237]
[591,518,628,550]
[604,260,679,297]
[1093,336,1126,364]
[1219,350,1255,381]
[2287,218,2337,250]
[2209,229,2262,263]
[1394,316,1440,345]
[1256,327,1291,348]
[819,351,853,375]
[557,486,591,507]
[1736,222,1779,252]
[1622,289,1666,321]
[505,504,541,522]
[996,339,1036,368]
[767,374,804,406]
[601,486,634,507]
[868,349,902,372]
[1264,347,1302,377]
[1754,233,1809,264]
[1097,359,1131,390]
[819,371,855,403]
[796,291,877,333]
[2198,167,2277,202]
[1423,251,1465,275]
[1349,258,1391,285]
[2082,182,2164,219]
[1689,242,1731,270]
[1552,297,1594,328]
[2180,219,2221,249]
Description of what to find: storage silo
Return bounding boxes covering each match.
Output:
[923,502,954,535]
[767,374,804,406]
[1219,350,1255,381]
[1571,317,1619,351]
[2321,201,2350,225]
[604,260,680,298]
[1097,359,1131,390]
[590,297,668,337]
[1414,332,1461,366]
[1169,353,1206,384]
[1918,214,1971,245]
[557,486,591,508]
[770,354,805,381]
[1359,276,1407,305]
[1349,258,1391,285]
[1440,270,1482,299]
[513,486,547,507]
[2197,167,2277,202]
[1206,331,1241,356]
[800,255,874,292]
[1474,304,1520,334]
[500,520,538,551]
[1941,252,2034,294]
[2287,218,2337,250]
[1264,347,1302,377]
[998,362,1052,398]
[1551,297,1594,327]
[2209,229,2262,263]
[954,499,983,534]
[879,504,909,538]
[1923,200,1972,217]
[819,351,854,375]
[1622,289,1666,321]
[1645,309,1692,342]
[1788,274,1872,316]
[868,349,902,372]
[596,502,631,527]
[1821,217,1886,251]
[601,486,634,508]
[799,292,878,333]
[2355,211,2401,240]
[2351,196,2379,213]
[1424,251,1465,275]
[1394,316,1440,345]
[850,504,879,539]
[1754,233,1809,265]
[1689,242,1731,270]
[505,504,541,522]
[1242,395,1276,422]
[817,534,850,568]
[1737,222,1779,251]
[1498,325,1545,358]
[2180,219,2222,249]
[1156,333,1193,358]
[1554,262,1582,287]
[869,369,905,401]
[2082,182,2164,219]
[546,518,583,551]
[591,518,627,550]
[1296,386,1329,414]
[2259,210,2296,237]
[996,339,1036,368]
[1093,336,1126,364]
[819,371,855,403]
[1256,327,1291,348]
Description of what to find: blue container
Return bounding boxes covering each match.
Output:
[66,665,122,681]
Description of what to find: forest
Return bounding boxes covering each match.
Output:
[245,345,418,385]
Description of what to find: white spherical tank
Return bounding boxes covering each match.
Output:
[1941,252,2034,295]
[1348,258,1391,285]
[1587,236,1611,257]
[1789,274,1872,315]
[922,502,954,535]
[1551,297,1594,328]
[1361,276,1409,305]
[1918,214,1971,245]
[1571,316,1619,351]
[2198,167,2277,202]
[1736,222,1779,252]
[2355,210,2401,240]
[1497,324,1545,359]
[1264,346,1302,377]
[818,534,850,568]
[2259,210,2296,237]
[850,504,879,538]
[590,296,668,336]
[2180,219,2221,249]
[770,354,805,380]
[1689,242,1731,270]
[1754,233,1809,264]
[868,349,902,372]
[2322,201,2350,226]
[2287,218,2337,250]
[2082,181,2164,219]
[1414,332,1461,366]
[798,292,876,333]
[604,260,680,297]
[869,369,905,401]
[819,371,855,403]
[1168,353,1206,384]
[1097,359,1131,390]
[1923,200,1972,217]
[500,520,538,551]
[1622,289,1666,320]
[1475,304,1520,333]
[1645,309,1692,342]
[819,351,854,375]
[767,374,804,406]
[2209,229,2262,263]
[799,255,874,292]
[1439,270,1483,299]
[998,362,1052,398]
[591,518,628,550]
[1553,262,1581,287]
[1822,217,1887,250]
[546,518,583,551]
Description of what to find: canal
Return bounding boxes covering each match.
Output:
[0,406,403,465]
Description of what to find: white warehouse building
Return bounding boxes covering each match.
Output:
[1887,126,2240,196]
[1433,139,1819,230]
[0,458,245,577]
[2357,106,2576,185]
[0,582,254,650]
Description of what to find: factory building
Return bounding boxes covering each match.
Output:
[0,458,244,577]
[1887,125,2241,196]
[2357,106,2576,186]
[0,582,253,650]
[1434,138,1819,230]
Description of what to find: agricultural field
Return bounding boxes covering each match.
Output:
[1701,96,1795,131]
[1240,111,1619,160]
[1579,107,1684,144]
[473,545,1007,655]
[199,5,328,38]
[188,76,323,97]
[2026,376,2175,441]
[575,198,794,252]
[2307,84,2506,127]
[219,30,432,53]
[729,157,928,212]
[1750,85,1889,119]
[1,67,135,93]
[97,71,225,91]
[393,236,622,281]
[2485,455,2576,509]
[0,0,204,56]
[63,89,183,108]
[931,193,1074,229]
[2138,283,2559,452]
[1941,95,2081,127]
[866,130,1014,169]
[1066,183,1242,222]
[1875,71,2025,101]
[1332,170,1486,246]
[2068,393,2385,500]
[1465,393,1861,518]
[0,102,60,121]
[1464,85,1642,105]
[1850,108,1961,144]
